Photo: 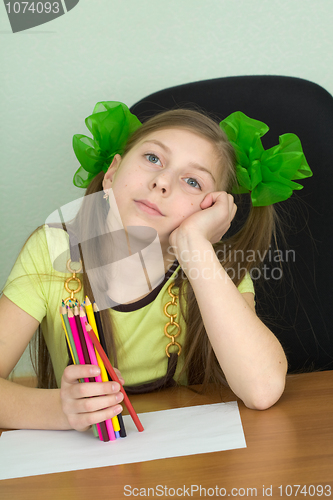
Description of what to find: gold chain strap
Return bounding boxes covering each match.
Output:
[64,259,82,305]
[163,283,182,357]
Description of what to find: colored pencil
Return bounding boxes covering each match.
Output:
[85,324,144,432]
[117,414,127,438]
[93,303,108,353]
[74,306,94,378]
[60,307,75,362]
[60,305,79,365]
[84,297,109,382]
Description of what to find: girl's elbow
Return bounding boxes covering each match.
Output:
[244,376,286,411]
[245,394,280,411]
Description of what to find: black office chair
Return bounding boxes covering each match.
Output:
[130,75,333,373]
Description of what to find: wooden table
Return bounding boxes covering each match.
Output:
[1,371,332,499]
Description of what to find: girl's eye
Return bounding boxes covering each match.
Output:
[184,177,201,190]
[145,154,162,166]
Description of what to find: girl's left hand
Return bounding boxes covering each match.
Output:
[170,191,237,249]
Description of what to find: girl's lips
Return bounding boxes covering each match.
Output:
[134,200,164,216]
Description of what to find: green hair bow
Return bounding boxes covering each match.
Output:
[73,102,312,206]
[220,111,313,206]
[73,101,141,188]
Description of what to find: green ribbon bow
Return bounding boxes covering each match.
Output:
[73,101,141,188]
[73,103,312,206]
[220,111,313,206]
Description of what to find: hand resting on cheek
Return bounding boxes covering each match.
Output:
[169,191,237,250]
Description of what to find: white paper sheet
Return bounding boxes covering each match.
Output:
[0,402,246,480]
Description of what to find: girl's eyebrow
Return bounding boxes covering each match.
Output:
[188,162,216,184]
[142,139,171,153]
[142,139,216,184]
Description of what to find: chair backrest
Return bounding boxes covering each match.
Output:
[130,75,333,373]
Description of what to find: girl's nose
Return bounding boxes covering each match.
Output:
[149,172,172,194]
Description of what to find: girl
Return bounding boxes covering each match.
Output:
[0,102,311,432]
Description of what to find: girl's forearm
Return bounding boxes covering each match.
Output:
[177,234,287,410]
[0,377,71,430]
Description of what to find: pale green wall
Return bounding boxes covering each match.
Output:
[1,0,333,375]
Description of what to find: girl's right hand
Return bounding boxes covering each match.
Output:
[60,364,124,432]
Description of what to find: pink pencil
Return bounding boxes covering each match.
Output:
[67,308,90,383]
[80,307,116,441]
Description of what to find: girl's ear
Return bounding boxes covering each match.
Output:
[102,154,121,190]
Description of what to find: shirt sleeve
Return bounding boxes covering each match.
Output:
[237,272,255,295]
[3,227,62,322]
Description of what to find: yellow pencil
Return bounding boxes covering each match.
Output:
[84,297,109,380]
[111,415,120,432]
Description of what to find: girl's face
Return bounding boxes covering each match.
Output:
[103,128,220,252]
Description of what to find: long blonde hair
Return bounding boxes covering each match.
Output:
[34,108,277,389]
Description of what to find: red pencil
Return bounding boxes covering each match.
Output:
[85,323,144,433]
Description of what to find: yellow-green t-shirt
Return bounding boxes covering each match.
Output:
[4,226,254,388]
